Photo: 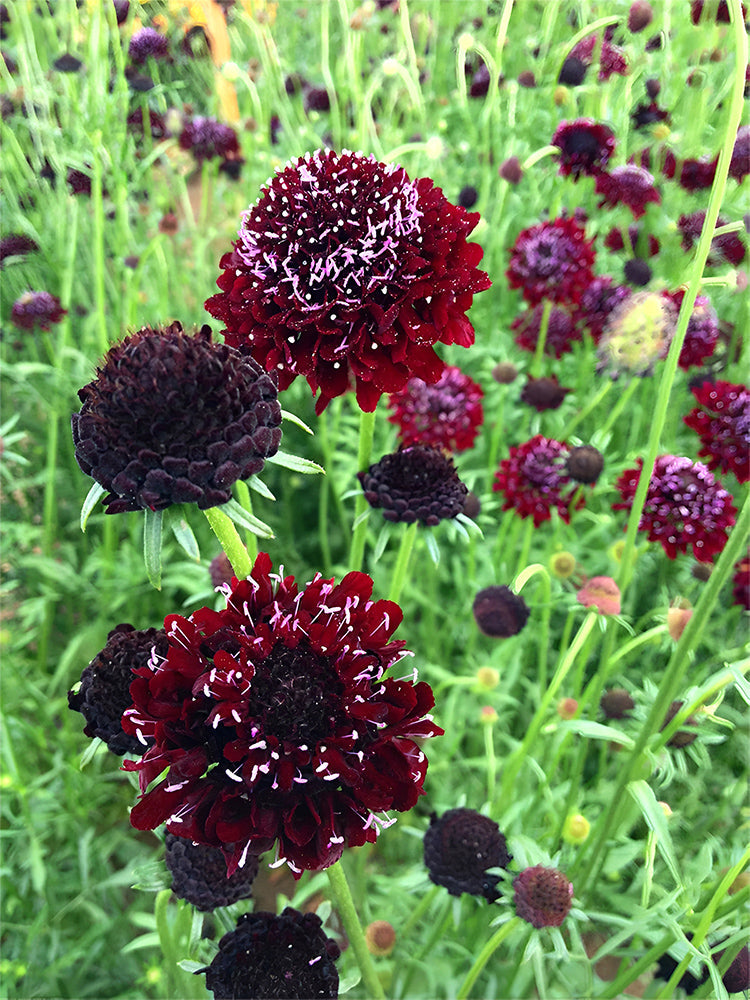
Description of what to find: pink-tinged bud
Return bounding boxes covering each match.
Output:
[577,577,621,616]
[480,705,499,725]
[667,599,693,641]
[628,0,653,32]
[557,697,578,720]
[365,920,396,957]
[499,156,523,184]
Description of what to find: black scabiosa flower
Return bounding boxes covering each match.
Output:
[128,27,169,63]
[179,116,240,164]
[566,445,603,484]
[201,907,340,1000]
[204,149,491,414]
[472,586,530,638]
[551,119,616,180]
[678,211,746,267]
[387,365,484,452]
[10,290,66,330]
[514,866,573,928]
[506,217,596,307]
[71,322,282,514]
[512,304,581,357]
[493,435,584,527]
[165,833,258,911]
[600,688,635,719]
[358,445,468,525]
[520,375,571,412]
[595,165,661,219]
[0,233,39,266]
[68,623,167,755]
[122,553,442,876]
[729,125,750,183]
[684,381,750,483]
[423,808,512,902]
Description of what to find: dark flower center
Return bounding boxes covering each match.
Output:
[565,130,601,157]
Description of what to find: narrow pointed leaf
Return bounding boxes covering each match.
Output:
[170,513,200,561]
[220,498,275,539]
[280,408,314,435]
[266,450,325,475]
[80,482,106,531]
[424,531,440,565]
[245,474,276,501]
[143,508,163,590]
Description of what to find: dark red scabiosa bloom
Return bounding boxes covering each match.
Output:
[631,99,670,130]
[595,165,661,219]
[68,624,167,755]
[71,322,282,514]
[423,808,512,902]
[520,375,571,412]
[512,304,581,358]
[165,833,258,912]
[614,455,737,562]
[128,27,169,63]
[201,907,340,1000]
[179,116,240,163]
[661,290,719,370]
[126,107,170,141]
[506,217,596,307]
[10,290,66,331]
[604,226,660,257]
[628,0,653,32]
[493,435,584,527]
[0,233,38,266]
[551,119,616,180]
[678,211,746,267]
[358,445,468,525]
[205,150,490,414]
[732,550,750,610]
[567,445,604,484]
[729,125,750,183]
[684,380,750,483]
[599,33,628,81]
[514,866,574,928]
[677,155,719,192]
[386,364,483,452]
[303,85,331,113]
[472,586,530,638]
[575,276,632,344]
[122,553,443,876]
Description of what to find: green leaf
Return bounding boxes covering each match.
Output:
[280,408,314,435]
[245,474,276,501]
[80,482,106,531]
[455,512,483,536]
[424,530,440,565]
[143,508,163,590]
[79,737,104,769]
[121,931,161,954]
[559,720,635,748]
[373,524,390,562]
[220,498,275,539]
[628,779,681,886]
[169,513,200,562]
[178,961,206,975]
[266,450,325,475]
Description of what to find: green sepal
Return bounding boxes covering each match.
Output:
[246,474,276,501]
[424,530,440,565]
[266,449,325,475]
[280,408,314,435]
[143,508,163,590]
[80,482,106,531]
[169,510,200,561]
[220,498,275,539]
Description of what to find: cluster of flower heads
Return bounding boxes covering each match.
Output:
[684,381,750,483]
[387,364,484,452]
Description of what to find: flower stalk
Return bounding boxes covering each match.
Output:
[326,860,387,1000]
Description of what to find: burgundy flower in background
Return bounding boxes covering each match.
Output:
[387,365,484,452]
[506,217,596,307]
[205,149,490,413]
[0,233,38,266]
[575,276,632,344]
[512,304,581,357]
[631,99,670,130]
[661,290,719,369]
[472,585,530,638]
[423,808,512,902]
[358,445,468,525]
[493,435,584,527]
[595,165,661,219]
[10,290,66,331]
[128,27,169,63]
[690,0,746,23]
[123,554,442,876]
[551,119,616,179]
[514,866,574,928]
[732,550,750,610]
[678,211,746,267]
[729,125,750,182]
[520,375,571,412]
[165,833,259,912]
[684,380,750,483]
[569,29,628,81]
[604,226,660,257]
[126,107,170,141]
[614,455,737,562]
[179,116,240,163]
[677,155,719,193]
[201,908,340,1000]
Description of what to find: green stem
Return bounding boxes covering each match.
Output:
[484,720,497,803]
[513,564,552,691]
[530,299,553,377]
[560,379,613,441]
[456,917,521,1000]
[349,407,377,572]
[597,378,639,441]
[326,860,386,1000]
[388,521,418,603]
[203,507,251,578]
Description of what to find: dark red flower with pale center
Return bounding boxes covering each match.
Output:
[512,304,581,357]
[514,866,573,928]
[684,380,750,483]
[661,290,719,370]
[11,290,66,331]
[613,455,737,562]
[128,27,169,63]
[551,119,616,179]
[595,165,661,219]
[506,217,596,307]
[179,116,240,163]
[678,211,746,267]
[122,553,442,877]
[493,435,584,527]
[387,364,483,452]
[205,149,490,414]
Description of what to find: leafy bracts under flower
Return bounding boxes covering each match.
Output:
[123,554,442,877]
[205,148,491,413]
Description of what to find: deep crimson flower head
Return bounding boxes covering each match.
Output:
[569,30,628,81]
[165,833,258,912]
[423,808,512,902]
[387,364,484,452]
[684,380,750,483]
[551,119,616,179]
[0,233,38,266]
[179,116,240,163]
[128,27,169,63]
[575,276,632,344]
[595,165,661,219]
[506,217,596,307]
[472,586,530,638]
[512,304,581,357]
[729,125,750,182]
[676,155,719,192]
[614,455,737,562]
[604,226,660,257]
[71,322,282,514]
[68,623,166,755]
[661,290,719,370]
[520,375,571,412]
[678,211,746,267]
[514,866,574,928]
[205,149,490,414]
[122,553,442,877]
[493,435,585,527]
[358,445,468,525]
[732,550,750,610]
[10,290,66,331]
[201,907,340,1000]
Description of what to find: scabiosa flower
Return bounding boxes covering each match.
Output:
[677,155,719,192]
[684,380,750,483]
[614,455,737,562]
[128,27,169,63]
[678,211,746,267]
[577,576,621,615]
[729,125,750,182]
[387,365,484,452]
[514,866,573,928]
[123,553,442,876]
[575,276,632,344]
[732,550,750,609]
[201,908,340,1000]
[179,116,240,163]
[551,119,616,179]
[566,445,604,485]
[631,99,670,130]
[10,290,66,331]
[71,322,282,514]
[165,833,258,911]
[493,435,584,527]
[512,304,581,358]
[205,149,490,414]
[604,226,660,257]
[506,217,596,307]
[0,233,38,266]
[597,291,676,378]
[68,624,167,755]
[661,290,720,369]
[520,375,571,412]
[126,107,169,141]
[595,165,661,219]
[358,445,468,525]
[600,688,635,719]
[472,585,530,638]
[423,808,512,902]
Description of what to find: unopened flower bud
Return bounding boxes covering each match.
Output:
[562,813,590,844]
[491,361,518,384]
[480,705,499,725]
[667,598,693,641]
[628,0,653,32]
[577,576,621,616]
[557,697,578,720]
[365,920,396,957]
[476,666,500,689]
[550,552,577,580]
[499,156,523,184]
